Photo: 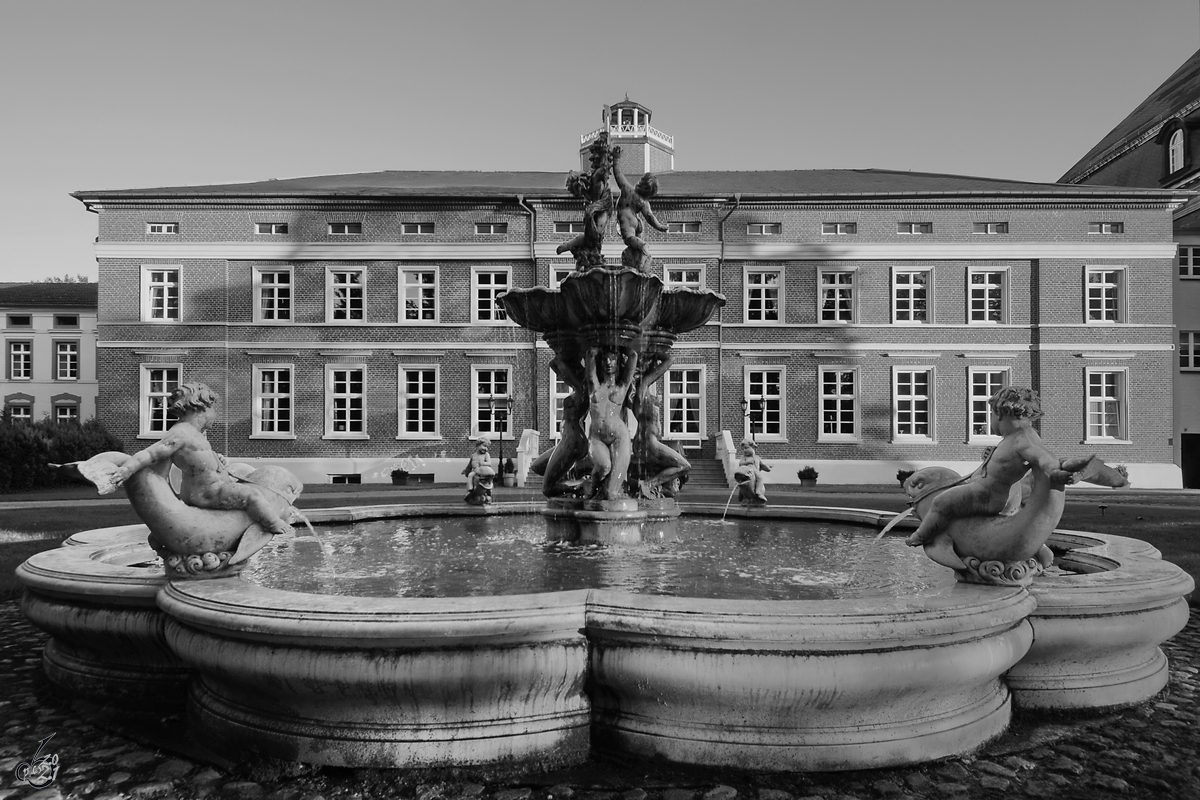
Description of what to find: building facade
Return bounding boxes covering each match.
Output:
[76,104,1185,486]
[1,282,99,424]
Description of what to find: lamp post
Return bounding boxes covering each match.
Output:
[741,397,762,444]
[487,393,511,482]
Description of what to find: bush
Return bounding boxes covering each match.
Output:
[797,465,818,481]
[0,418,123,493]
[503,457,516,475]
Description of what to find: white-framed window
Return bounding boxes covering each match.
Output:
[7,403,31,423]
[146,222,178,235]
[819,367,859,442]
[6,314,31,328]
[326,268,365,322]
[54,404,79,424]
[893,367,935,442]
[473,268,510,323]
[818,270,855,323]
[554,221,585,234]
[821,222,857,235]
[402,222,434,235]
[400,268,438,322]
[139,364,181,438]
[252,364,294,438]
[253,267,292,323]
[8,341,32,380]
[551,369,571,438]
[744,368,784,440]
[472,366,511,439]
[1182,331,1200,371]
[1085,266,1125,323]
[972,222,1009,235]
[1086,369,1128,441]
[325,365,367,438]
[400,365,439,437]
[892,268,931,323]
[746,222,781,236]
[475,222,508,235]
[53,315,79,328]
[968,269,1006,323]
[328,222,362,235]
[1088,222,1124,235]
[666,365,705,439]
[1169,129,1185,174]
[255,223,289,235]
[897,222,932,235]
[968,368,1009,442]
[1179,246,1200,278]
[667,221,701,233]
[552,264,575,287]
[141,266,180,322]
[55,341,78,380]
[664,264,704,290]
[745,269,782,322]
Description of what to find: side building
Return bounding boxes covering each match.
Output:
[76,105,1185,486]
[1,282,99,424]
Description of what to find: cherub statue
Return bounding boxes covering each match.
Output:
[463,436,495,505]
[611,144,668,271]
[585,345,638,501]
[632,352,690,498]
[557,134,614,270]
[733,438,770,506]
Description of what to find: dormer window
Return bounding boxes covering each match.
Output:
[1169,128,1185,174]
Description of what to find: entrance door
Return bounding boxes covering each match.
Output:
[1183,433,1200,489]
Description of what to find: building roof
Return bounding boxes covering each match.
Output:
[0,282,97,308]
[1061,48,1200,184]
[73,168,1183,203]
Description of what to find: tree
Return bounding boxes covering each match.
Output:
[42,274,91,283]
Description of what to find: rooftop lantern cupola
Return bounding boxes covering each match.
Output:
[579,96,674,175]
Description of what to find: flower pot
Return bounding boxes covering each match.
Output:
[391,475,409,486]
[800,478,817,488]
[502,475,516,488]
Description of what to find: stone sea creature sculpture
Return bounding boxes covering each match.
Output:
[557,131,614,271]
[611,145,669,272]
[55,382,303,579]
[463,437,496,505]
[882,386,1129,586]
[733,439,770,506]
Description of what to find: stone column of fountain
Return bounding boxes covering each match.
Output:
[500,132,725,544]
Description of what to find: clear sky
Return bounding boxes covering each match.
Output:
[2,0,1198,282]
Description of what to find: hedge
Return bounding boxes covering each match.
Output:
[0,418,124,493]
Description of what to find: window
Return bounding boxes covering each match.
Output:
[401,366,439,437]
[53,315,79,328]
[972,222,1008,235]
[255,223,289,235]
[147,222,177,234]
[897,222,933,235]
[8,342,31,380]
[400,269,438,322]
[664,265,704,290]
[140,365,180,437]
[328,222,362,235]
[54,404,79,424]
[968,270,1006,323]
[747,223,781,236]
[326,366,366,437]
[555,221,585,234]
[1179,246,1200,278]
[142,267,180,321]
[1182,331,1200,370]
[968,369,1009,441]
[551,370,571,438]
[552,265,574,287]
[666,366,704,438]
[745,369,783,439]
[1169,129,1185,174]
[1086,370,1127,441]
[893,368,934,441]
[473,367,511,439]
[667,221,701,233]
[745,269,781,322]
[6,315,31,328]
[893,269,931,323]
[253,365,293,437]
[254,268,292,323]
[821,222,857,235]
[1088,222,1124,235]
[330,474,361,484]
[1085,267,1124,322]
[819,270,855,323]
[7,403,31,423]
[473,268,510,323]
[474,222,508,235]
[55,342,78,380]
[819,368,858,441]
[402,222,434,235]
[326,269,364,322]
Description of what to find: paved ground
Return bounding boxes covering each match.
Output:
[2,486,1198,799]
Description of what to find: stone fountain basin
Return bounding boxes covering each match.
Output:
[15,506,1193,773]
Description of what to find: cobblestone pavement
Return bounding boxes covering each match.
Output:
[1,597,1197,800]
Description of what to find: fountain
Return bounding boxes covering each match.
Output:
[15,132,1194,775]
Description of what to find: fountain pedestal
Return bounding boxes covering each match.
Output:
[543,497,681,545]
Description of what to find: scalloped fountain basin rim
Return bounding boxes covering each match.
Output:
[16,504,1193,772]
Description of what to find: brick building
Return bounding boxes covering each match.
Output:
[74,102,1185,486]
[1060,48,1200,487]
[1,282,99,424]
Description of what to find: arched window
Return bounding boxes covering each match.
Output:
[1169,128,1185,174]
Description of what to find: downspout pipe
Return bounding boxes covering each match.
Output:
[716,193,741,441]
[517,195,539,472]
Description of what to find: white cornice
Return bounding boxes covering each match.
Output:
[532,242,723,259]
[94,242,531,260]
[723,242,1178,260]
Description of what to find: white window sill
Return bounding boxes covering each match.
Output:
[968,436,1003,445]
[817,436,861,444]
[322,434,370,440]
[396,434,443,440]
[1083,438,1132,445]
[892,436,938,445]
[253,319,294,326]
[250,434,297,440]
[137,432,168,440]
[140,318,181,324]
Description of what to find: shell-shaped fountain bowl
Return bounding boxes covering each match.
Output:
[559,268,663,330]
[655,288,727,335]
[497,285,568,333]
